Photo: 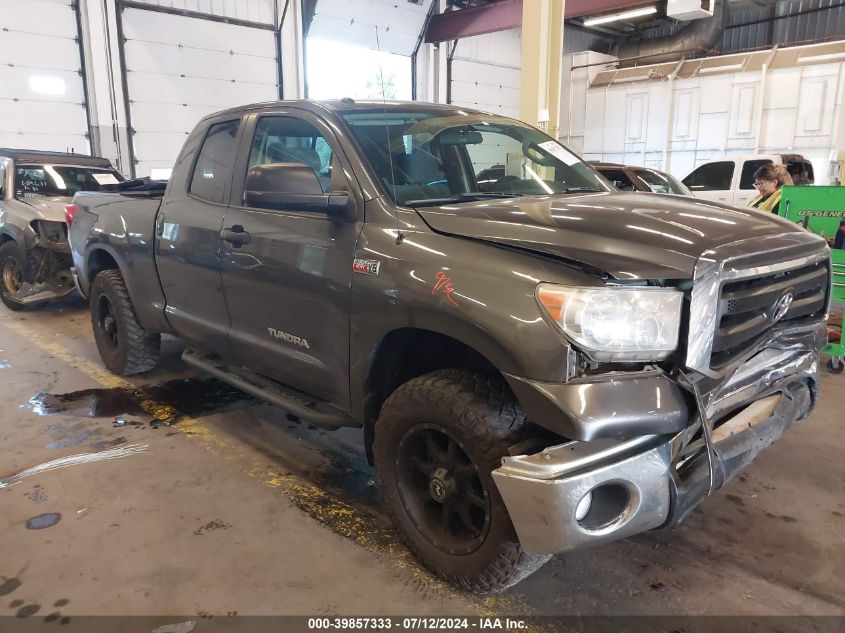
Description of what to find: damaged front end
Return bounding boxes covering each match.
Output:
[493,232,831,555]
[8,220,76,306]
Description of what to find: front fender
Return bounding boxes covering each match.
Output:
[349,203,603,423]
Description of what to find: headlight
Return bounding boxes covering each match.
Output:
[537,284,683,362]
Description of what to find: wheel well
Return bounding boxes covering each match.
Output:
[87,249,119,281]
[0,233,13,245]
[362,329,501,460]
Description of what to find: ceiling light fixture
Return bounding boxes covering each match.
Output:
[584,6,658,27]
[697,62,745,75]
[796,51,845,64]
[613,73,654,83]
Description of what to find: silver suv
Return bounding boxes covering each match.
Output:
[0,149,124,310]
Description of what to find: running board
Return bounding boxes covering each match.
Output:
[182,350,356,430]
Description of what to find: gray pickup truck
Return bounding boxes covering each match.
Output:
[0,149,123,310]
[68,100,831,593]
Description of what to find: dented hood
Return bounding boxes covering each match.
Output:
[415,192,801,280]
[18,196,71,222]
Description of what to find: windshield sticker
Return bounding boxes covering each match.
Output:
[537,141,580,166]
[433,272,459,308]
[92,173,119,185]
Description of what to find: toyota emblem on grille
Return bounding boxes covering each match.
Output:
[773,291,794,322]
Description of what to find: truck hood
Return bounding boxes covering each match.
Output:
[18,196,71,222]
[415,192,800,279]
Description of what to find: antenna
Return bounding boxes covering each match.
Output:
[375,25,404,245]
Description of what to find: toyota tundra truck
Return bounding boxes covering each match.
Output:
[68,100,831,593]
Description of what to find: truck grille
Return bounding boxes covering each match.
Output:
[710,260,829,369]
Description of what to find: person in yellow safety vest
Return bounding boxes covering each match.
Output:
[749,163,791,214]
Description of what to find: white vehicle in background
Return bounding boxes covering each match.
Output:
[682,154,815,206]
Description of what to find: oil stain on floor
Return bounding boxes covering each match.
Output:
[27,377,256,425]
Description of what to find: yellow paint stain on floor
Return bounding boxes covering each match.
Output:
[5,319,533,620]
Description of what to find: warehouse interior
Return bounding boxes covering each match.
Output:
[1,0,844,629]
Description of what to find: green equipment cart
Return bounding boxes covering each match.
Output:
[780,185,845,374]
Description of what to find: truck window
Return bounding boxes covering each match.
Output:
[739,160,772,190]
[247,117,334,197]
[632,168,691,195]
[682,161,734,191]
[189,119,241,204]
[596,168,637,191]
[786,159,814,185]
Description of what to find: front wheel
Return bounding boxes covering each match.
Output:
[373,369,550,593]
[0,241,29,311]
[828,357,845,374]
[90,269,160,375]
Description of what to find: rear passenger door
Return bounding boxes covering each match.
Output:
[219,111,362,408]
[682,160,736,203]
[155,116,243,356]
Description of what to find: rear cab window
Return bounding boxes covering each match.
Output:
[683,161,735,191]
[189,119,241,204]
[597,168,637,191]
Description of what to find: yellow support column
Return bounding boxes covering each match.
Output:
[520,0,565,137]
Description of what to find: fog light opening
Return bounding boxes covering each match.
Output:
[576,483,631,531]
[575,491,593,521]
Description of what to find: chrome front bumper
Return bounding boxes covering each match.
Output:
[493,348,819,555]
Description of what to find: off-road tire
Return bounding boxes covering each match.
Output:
[374,368,550,593]
[0,241,30,311]
[90,269,160,375]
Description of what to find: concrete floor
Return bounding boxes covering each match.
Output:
[1,295,844,621]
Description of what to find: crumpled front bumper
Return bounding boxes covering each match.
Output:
[492,346,819,555]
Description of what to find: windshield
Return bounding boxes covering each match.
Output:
[633,168,691,196]
[15,164,124,198]
[339,110,612,206]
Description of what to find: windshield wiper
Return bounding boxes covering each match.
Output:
[405,192,525,208]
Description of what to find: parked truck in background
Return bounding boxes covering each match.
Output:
[68,100,831,592]
[0,149,124,310]
[682,154,815,206]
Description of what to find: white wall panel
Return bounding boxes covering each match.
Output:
[449,30,520,119]
[309,0,434,56]
[121,7,277,176]
[0,0,89,152]
[569,47,845,183]
[127,0,275,24]
[454,30,521,67]
[450,60,520,118]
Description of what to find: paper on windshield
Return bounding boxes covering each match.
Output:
[538,141,580,166]
[92,173,119,185]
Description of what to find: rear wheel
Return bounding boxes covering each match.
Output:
[828,357,845,374]
[374,369,550,593]
[90,269,160,375]
[0,241,28,311]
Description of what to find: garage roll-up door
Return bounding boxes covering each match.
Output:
[0,0,89,152]
[120,7,279,177]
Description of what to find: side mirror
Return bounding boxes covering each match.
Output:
[244,163,354,220]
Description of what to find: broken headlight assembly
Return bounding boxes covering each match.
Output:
[536,284,683,362]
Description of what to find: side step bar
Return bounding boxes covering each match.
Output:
[182,349,357,431]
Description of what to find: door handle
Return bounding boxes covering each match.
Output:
[221,225,250,246]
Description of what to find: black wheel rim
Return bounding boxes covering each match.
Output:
[2,256,22,296]
[97,295,119,348]
[395,423,491,555]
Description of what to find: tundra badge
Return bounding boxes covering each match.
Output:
[267,328,310,349]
